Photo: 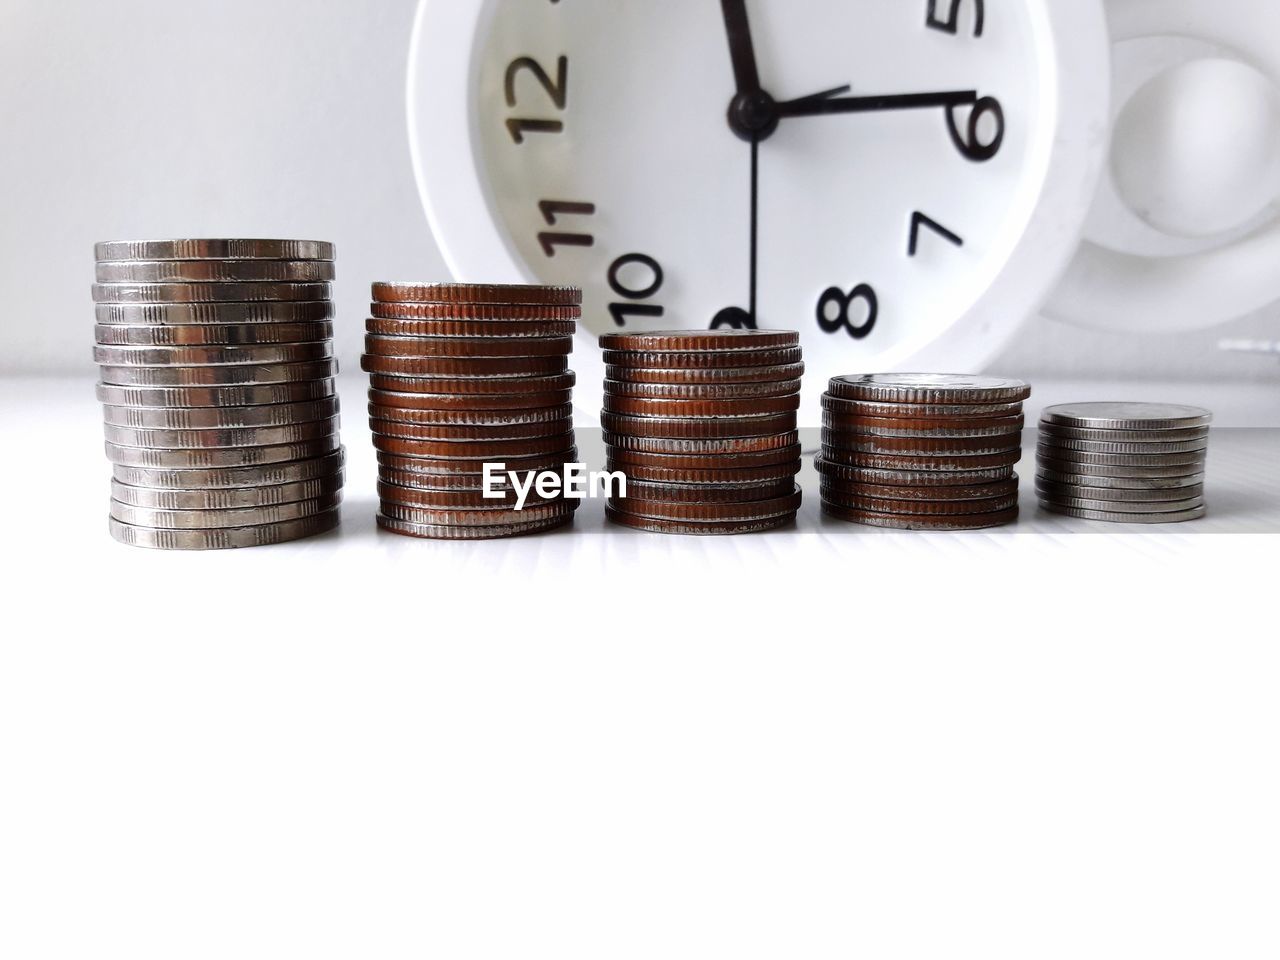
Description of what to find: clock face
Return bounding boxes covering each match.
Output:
[469,0,1052,369]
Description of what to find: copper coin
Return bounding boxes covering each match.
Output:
[605,362,805,385]
[367,372,576,396]
[814,456,1017,486]
[95,379,336,409]
[95,321,334,346]
[93,281,331,304]
[376,513,573,540]
[377,480,565,509]
[95,300,334,326]
[602,394,800,418]
[821,487,1020,516]
[603,431,799,455]
[818,477,1020,502]
[368,387,573,412]
[610,486,801,522]
[97,359,339,387]
[371,282,581,305]
[602,346,802,368]
[822,503,1020,530]
[368,403,573,426]
[369,301,581,321]
[600,411,797,439]
[366,317,575,338]
[823,431,1024,456]
[368,418,572,442]
[606,444,802,471]
[599,329,798,352]
[371,432,576,460]
[605,460,801,486]
[620,478,798,503]
[360,354,567,378]
[820,448,1024,471]
[378,499,576,528]
[821,395,1025,418]
[101,397,339,429]
[821,412,1025,437]
[105,435,341,469]
[363,334,573,358]
[827,374,1031,404]
[377,448,579,479]
[604,506,795,536]
[603,378,802,400]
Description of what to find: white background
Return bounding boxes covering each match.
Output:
[1,3,1278,959]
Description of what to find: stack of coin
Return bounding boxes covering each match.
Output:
[818,374,1030,530]
[600,330,803,534]
[1036,402,1211,523]
[363,282,580,539]
[93,239,343,549]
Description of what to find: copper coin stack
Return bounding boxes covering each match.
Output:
[362,282,581,539]
[818,373,1031,530]
[600,330,803,534]
[93,239,343,549]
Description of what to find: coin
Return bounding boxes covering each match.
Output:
[93,341,333,366]
[376,481,565,510]
[364,334,573,358]
[821,487,1020,516]
[359,354,567,378]
[369,301,581,320]
[600,411,797,439]
[814,457,1016,486]
[1036,456,1207,479]
[602,394,800,418]
[95,259,335,283]
[821,413,1025,437]
[1034,444,1206,467]
[606,444,803,471]
[104,417,339,449]
[1033,480,1205,505]
[1035,467,1204,490]
[604,506,795,535]
[101,398,339,429]
[378,499,576,528]
[1037,423,1210,443]
[366,372,576,395]
[821,395,1025,418]
[376,513,573,540]
[366,317,575,338]
[96,379,336,408]
[371,432,576,460]
[371,282,582,305]
[95,321,334,346]
[618,478,798,503]
[823,432,1023,455]
[820,448,1024,471]
[604,362,805,385]
[1037,435,1208,455]
[821,477,1019,502]
[599,329,799,351]
[95,239,334,261]
[368,403,572,426]
[98,359,338,387]
[827,373,1032,404]
[369,418,570,442]
[112,448,345,489]
[95,301,334,325]
[111,474,344,510]
[822,503,1020,530]
[1038,503,1207,523]
[602,347,803,368]
[610,487,801,522]
[367,387,573,412]
[109,509,340,550]
[92,282,332,303]
[376,448,579,479]
[1040,402,1213,430]
[106,436,341,468]
[602,431,800,455]
[603,378,802,400]
[111,492,342,529]
[604,461,801,486]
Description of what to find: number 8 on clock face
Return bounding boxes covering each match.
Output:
[409,0,1109,387]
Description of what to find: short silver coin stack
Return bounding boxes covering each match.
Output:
[93,239,344,549]
[1036,402,1211,523]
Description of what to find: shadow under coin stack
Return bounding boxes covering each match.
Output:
[1036,402,1212,523]
[362,282,580,539]
[818,374,1030,530]
[93,239,343,549]
[601,330,803,534]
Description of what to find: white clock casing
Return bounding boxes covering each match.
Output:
[407,1,1110,413]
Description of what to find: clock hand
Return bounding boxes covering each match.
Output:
[720,0,762,96]
[777,89,979,118]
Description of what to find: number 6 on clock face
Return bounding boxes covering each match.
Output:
[409,0,1109,398]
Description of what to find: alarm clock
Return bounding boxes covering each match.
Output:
[407,0,1111,404]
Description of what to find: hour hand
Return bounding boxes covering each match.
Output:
[777,89,978,118]
[720,0,761,95]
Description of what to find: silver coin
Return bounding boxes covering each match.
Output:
[1035,467,1204,490]
[96,378,336,408]
[95,239,334,261]
[101,398,339,430]
[95,321,334,346]
[111,491,342,529]
[1036,435,1208,455]
[1034,479,1205,503]
[92,281,332,303]
[98,359,338,387]
[827,373,1031,404]
[1036,456,1207,479]
[105,435,340,468]
[109,509,340,550]
[96,259,335,284]
[821,412,1026,438]
[376,512,573,540]
[820,395,1024,418]
[93,341,332,366]
[104,417,339,449]
[1040,402,1213,430]
[110,473,344,509]
[112,447,345,489]
[95,301,334,325]
[1038,502,1207,524]
[1037,491,1205,513]
[1036,423,1210,443]
[1035,444,1206,468]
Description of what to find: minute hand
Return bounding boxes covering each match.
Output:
[776,89,977,118]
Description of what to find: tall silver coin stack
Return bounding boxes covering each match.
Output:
[1036,402,1212,523]
[818,374,1031,530]
[93,239,344,549]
